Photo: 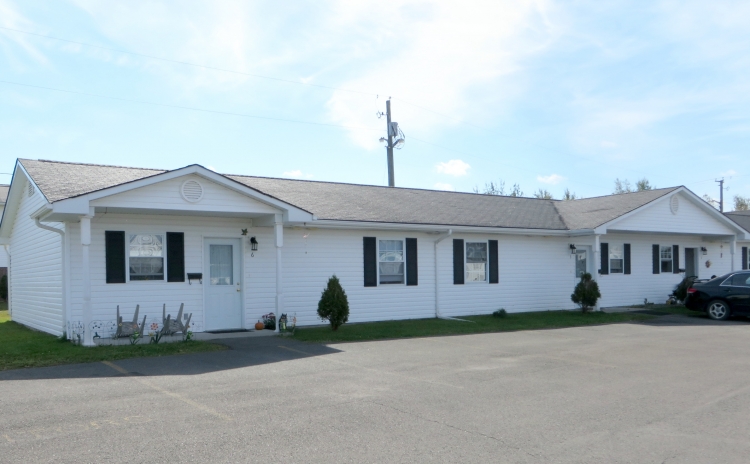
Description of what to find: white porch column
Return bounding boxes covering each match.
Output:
[593,234,601,311]
[730,236,737,272]
[81,215,95,346]
[274,214,283,333]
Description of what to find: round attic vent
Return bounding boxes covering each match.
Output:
[181,180,204,203]
[27,182,34,197]
[670,195,679,215]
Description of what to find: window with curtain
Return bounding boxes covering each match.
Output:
[210,245,234,285]
[129,234,164,281]
[378,240,404,284]
[466,242,487,282]
[660,246,673,273]
[610,244,624,273]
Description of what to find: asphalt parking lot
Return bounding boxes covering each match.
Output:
[2,315,750,463]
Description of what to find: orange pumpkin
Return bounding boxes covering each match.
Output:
[254,321,265,331]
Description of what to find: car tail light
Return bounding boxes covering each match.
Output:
[687,287,697,294]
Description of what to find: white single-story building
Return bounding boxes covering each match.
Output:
[724,211,750,270]
[0,159,746,345]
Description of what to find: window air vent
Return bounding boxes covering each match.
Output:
[670,195,679,215]
[27,182,34,197]
[181,180,204,203]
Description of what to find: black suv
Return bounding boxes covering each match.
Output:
[685,271,750,320]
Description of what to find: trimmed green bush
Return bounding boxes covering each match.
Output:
[492,308,507,318]
[571,272,601,313]
[317,275,349,331]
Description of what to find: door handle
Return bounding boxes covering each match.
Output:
[236,284,241,292]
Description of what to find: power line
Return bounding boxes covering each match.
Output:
[0,80,384,132]
[0,26,378,97]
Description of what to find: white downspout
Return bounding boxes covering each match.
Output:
[730,236,737,272]
[434,229,452,318]
[593,234,601,311]
[80,215,94,346]
[274,214,283,333]
[34,217,68,337]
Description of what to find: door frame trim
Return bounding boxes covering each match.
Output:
[202,236,245,331]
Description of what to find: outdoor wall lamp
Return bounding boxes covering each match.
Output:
[569,244,577,254]
[250,236,259,252]
[701,247,708,255]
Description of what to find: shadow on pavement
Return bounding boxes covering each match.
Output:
[0,336,340,381]
[636,313,750,327]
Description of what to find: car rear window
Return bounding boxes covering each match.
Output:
[724,274,750,287]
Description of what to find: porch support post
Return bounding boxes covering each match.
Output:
[274,214,283,333]
[593,234,601,311]
[81,214,95,347]
[730,236,737,272]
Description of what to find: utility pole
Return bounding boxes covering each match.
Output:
[377,98,404,187]
[716,178,724,212]
[386,99,395,187]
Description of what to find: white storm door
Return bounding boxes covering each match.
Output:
[204,238,243,331]
[575,249,588,281]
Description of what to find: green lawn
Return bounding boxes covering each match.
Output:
[0,307,225,371]
[292,310,657,344]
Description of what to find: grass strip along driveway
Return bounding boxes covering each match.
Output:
[0,309,224,371]
[293,310,662,344]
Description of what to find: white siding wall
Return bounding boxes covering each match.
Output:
[8,181,64,335]
[597,233,732,307]
[610,192,735,235]
[90,174,278,214]
[0,205,8,268]
[65,214,740,331]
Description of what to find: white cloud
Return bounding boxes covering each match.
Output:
[537,174,565,185]
[433,182,454,191]
[283,169,313,179]
[722,169,737,177]
[436,159,470,177]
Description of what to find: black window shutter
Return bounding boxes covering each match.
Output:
[673,245,680,274]
[363,237,377,287]
[600,242,609,275]
[652,245,660,274]
[453,239,464,285]
[105,231,126,284]
[166,232,185,282]
[743,247,748,270]
[406,238,418,286]
[624,244,631,275]
[488,240,499,284]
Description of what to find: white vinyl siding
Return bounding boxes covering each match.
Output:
[8,178,64,336]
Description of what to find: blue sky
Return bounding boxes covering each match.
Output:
[1,1,748,206]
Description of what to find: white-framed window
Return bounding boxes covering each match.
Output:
[609,244,624,274]
[128,233,165,281]
[660,245,673,273]
[466,241,488,282]
[378,239,404,284]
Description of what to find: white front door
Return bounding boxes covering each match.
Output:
[204,238,243,331]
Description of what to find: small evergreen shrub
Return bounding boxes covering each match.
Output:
[672,276,696,303]
[317,275,349,331]
[0,274,7,301]
[492,308,507,318]
[571,272,601,313]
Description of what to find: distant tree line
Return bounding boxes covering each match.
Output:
[472,178,654,201]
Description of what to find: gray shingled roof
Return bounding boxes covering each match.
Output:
[19,159,680,231]
[725,212,750,234]
[0,184,9,204]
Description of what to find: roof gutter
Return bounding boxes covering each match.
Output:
[434,229,452,318]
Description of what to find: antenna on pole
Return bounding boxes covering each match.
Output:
[715,178,725,212]
[377,98,405,187]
